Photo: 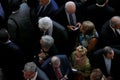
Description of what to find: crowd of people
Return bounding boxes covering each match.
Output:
[0,0,120,80]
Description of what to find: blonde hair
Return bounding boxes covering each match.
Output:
[76,45,87,55]
[82,21,95,35]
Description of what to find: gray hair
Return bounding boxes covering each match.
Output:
[23,62,37,72]
[38,17,52,29]
[103,46,113,56]
[65,1,76,12]
[40,35,54,49]
[38,17,53,35]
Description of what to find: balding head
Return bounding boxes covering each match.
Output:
[51,56,60,68]
[110,16,120,29]
[65,1,76,14]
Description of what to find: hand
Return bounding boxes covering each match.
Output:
[38,52,46,59]
[67,25,76,31]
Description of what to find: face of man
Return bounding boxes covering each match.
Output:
[39,0,49,6]
[67,4,76,14]
[23,71,35,79]
[106,50,114,59]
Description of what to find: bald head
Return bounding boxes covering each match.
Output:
[65,1,76,14]
[51,56,60,68]
[110,16,120,29]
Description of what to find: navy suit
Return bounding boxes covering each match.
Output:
[41,55,72,80]
[100,21,120,49]
[35,67,49,80]
[37,0,59,19]
[91,48,120,80]
[0,41,24,80]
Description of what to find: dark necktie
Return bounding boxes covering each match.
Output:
[55,68,62,80]
[39,6,45,16]
[69,14,74,25]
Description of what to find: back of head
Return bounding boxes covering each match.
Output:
[96,0,107,5]
[90,68,104,80]
[81,20,95,35]
[38,17,53,30]
[8,0,22,11]
[23,62,37,72]
[0,28,9,43]
[40,35,54,49]
[76,45,87,55]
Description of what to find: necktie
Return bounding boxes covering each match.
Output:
[55,68,62,80]
[69,14,74,25]
[39,6,45,16]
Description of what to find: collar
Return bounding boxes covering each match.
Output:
[31,72,38,80]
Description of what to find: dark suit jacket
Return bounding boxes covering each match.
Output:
[52,20,68,54]
[37,0,59,19]
[0,41,24,80]
[36,67,49,80]
[41,55,72,80]
[91,48,120,80]
[86,4,116,34]
[100,21,120,49]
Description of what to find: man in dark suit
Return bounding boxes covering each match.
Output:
[41,55,72,80]
[54,1,84,55]
[91,46,120,80]
[86,0,116,34]
[37,0,59,18]
[100,16,120,49]
[7,2,39,62]
[23,62,49,80]
[38,17,68,55]
[0,28,24,80]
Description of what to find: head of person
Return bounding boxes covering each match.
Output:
[90,68,105,80]
[51,56,61,68]
[109,16,120,29]
[0,28,10,43]
[23,62,37,80]
[103,46,114,59]
[38,0,50,6]
[40,35,54,52]
[38,16,53,32]
[80,21,96,35]
[96,0,108,7]
[8,0,22,12]
[65,1,76,14]
[73,45,87,61]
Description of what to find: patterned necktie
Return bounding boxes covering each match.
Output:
[54,67,62,80]
[69,14,75,25]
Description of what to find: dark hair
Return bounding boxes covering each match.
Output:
[8,0,22,11]
[96,0,106,5]
[0,28,9,42]
[103,46,113,56]
[91,68,104,80]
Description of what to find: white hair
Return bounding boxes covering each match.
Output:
[38,17,53,35]
[65,1,76,11]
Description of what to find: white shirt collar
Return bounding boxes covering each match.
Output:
[31,72,38,80]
